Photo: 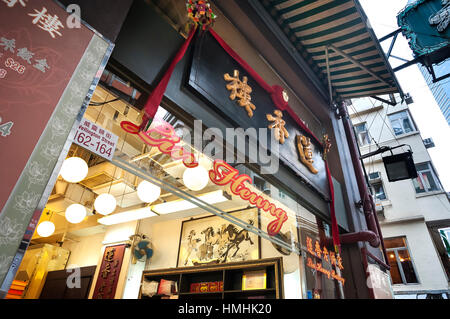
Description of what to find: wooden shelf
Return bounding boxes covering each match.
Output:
[139,257,284,299]
[224,288,276,294]
[179,292,223,296]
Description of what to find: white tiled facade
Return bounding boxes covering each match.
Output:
[350,96,450,299]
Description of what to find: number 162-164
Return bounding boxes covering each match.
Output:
[74,131,112,158]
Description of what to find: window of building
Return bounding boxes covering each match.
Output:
[385,237,418,285]
[413,162,442,194]
[354,122,371,146]
[371,182,387,201]
[439,228,450,257]
[388,110,416,136]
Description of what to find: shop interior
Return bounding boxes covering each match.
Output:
[7,72,341,300]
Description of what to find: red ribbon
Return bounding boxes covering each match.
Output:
[139,26,198,131]
[209,28,321,147]
[137,26,340,251]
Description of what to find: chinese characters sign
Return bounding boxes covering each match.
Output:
[188,31,329,198]
[305,236,345,285]
[224,70,256,118]
[92,244,126,299]
[74,119,118,161]
[0,0,94,214]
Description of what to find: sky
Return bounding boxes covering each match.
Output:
[359,0,450,191]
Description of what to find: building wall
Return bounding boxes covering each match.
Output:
[350,96,450,296]
[62,232,104,268]
[350,98,450,223]
[418,64,450,126]
[381,221,449,293]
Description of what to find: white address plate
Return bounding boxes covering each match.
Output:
[73,118,118,161]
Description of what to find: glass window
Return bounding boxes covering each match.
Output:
[299,211,344,299]
[371,182,386,201]
[388,110,416,136]
[354,122,371,146]
[413,162,441,194]
[387,252,403,284]
[385,237,418,284]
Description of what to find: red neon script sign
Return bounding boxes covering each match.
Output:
[121,121,198,168]
[209,160,288,236]
[121,120,288,236]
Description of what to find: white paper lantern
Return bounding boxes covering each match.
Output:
[183,166,209,191]
[137,181,161,204]
[94,193,117,215]
[60,157,88,183]
[65,203,87,224]
[36,221,55,238]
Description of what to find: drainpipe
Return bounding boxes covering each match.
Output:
[336,101,390,269]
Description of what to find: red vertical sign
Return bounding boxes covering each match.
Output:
[92,244,127,299]
[0,0,94,213]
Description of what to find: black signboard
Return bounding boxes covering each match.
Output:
[187,31,329,198]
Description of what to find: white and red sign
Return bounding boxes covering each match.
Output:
[0,0,95,214]
[74,118,118,161]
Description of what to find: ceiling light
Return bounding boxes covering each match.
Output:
[151,190,229,215]
[137,180,161,203]
[65,203,87,224]
[94,193,117,215]
[60,157,89,183]
[97,207,158,226]
[36,221,55,238]
[183,166,209,191]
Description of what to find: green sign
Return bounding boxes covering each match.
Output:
[398,0,450,62]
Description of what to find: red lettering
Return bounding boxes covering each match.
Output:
[209,159,288,236]
[120,121,198,168]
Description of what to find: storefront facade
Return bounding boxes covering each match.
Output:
[1,0,403,299]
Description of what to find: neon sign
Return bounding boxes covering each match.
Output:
[120,120,288,236]
[305,236,345,285]
[121,121,198,168]
[209,159,288,236]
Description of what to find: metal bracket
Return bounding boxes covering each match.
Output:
[355,200,363,209]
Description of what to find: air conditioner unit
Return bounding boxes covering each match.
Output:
[368,172,382,182]
[375,202,384,212]
[423,138,435,149]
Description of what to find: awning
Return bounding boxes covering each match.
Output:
[263,0,404,101]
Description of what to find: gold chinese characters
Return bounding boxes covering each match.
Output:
[267,110,289,144]
[296,135,318,174]
[224,70,256,117]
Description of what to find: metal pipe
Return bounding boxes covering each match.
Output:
[326,231,379,248]
[338,101,381,248]
[363,246,390,271]
[369,194,391,269]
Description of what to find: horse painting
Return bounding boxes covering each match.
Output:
[178,210,259,266]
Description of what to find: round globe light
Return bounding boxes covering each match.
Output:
[183,166,209,191]
[137,181,161,203]
[36,221,55,238]
[94,193,117,215]
[65,204,87,224]
[60,157,88,183]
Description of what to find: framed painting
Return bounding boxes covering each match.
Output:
[177,208,261,267]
